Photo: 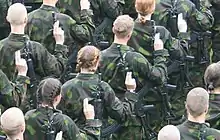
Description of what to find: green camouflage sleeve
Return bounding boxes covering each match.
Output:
[31,42,67,77]
[101,0,124,19]
[0,69,30,110]
[70,9,95,43]
[128,49,168,85]
[188,0,214,31]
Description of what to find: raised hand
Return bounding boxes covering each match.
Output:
[125,72,136,92]
[83,98,95,120]
[154,33,164,51]
[15,50,28,76]
[53,21,64,45]
[178,13,187,32]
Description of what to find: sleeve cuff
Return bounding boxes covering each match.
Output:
[153,49,169,57]
[16,75,30,85]
[54,44,68,53]
[177,32,190,40]
[86,119,102,128]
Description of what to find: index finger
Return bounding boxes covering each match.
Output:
[154,33,160,41]
[83,98,89,108]
[178,13,183,21]
[15,50,21,64]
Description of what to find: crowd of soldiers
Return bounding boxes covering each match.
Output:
[0,0,220,139]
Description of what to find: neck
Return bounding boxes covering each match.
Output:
[138,14,152,21]
[41,103,55,109]
[188,114,206,124]
[113,37,128,46]
[81,68,95,74]
[43,0,56,7]
[10,25,25,34]
[212,88,220,94]
[8,133,24,140]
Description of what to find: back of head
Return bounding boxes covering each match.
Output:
[158,125,180,140]
[186,87,209,118]
[76,45,100,72]
[7,3,27,26]
[204,62,220,91]
[135,0,156,23]
[37,78,62,106]
[0,107,25,138]
[112,15,134,39]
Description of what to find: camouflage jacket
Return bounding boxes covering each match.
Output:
[99,43,168,97]
[177,120,220,140]
[152,0,214,33]
[206,93,220,129]
[0,69,29,111]
[25,4,95,55]
[0,0,9,27]
[0,33,67,81]
[60,73,139,128]
[128,20,189,63]
[24,107,102,140]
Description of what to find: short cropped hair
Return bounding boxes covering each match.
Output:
[112,15,134,39]
[158,125,180,140]
[186,87,209,117]
[7,3,27,25]
[1,107,25,137]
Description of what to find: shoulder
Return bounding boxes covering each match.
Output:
[25,109,37,118]
[62,78,78,89]
[57,13,76,25]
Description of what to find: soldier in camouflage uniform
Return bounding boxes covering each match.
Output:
[60,45,139,139]
[152,0,214,87]
[177,87,220,140]
[210,0,220,62]
[0,0,10,40]
[128,0,190,124]
[99,15,167,139]
[25,78,101,140]
[0,51,29,112]
[204,62,220,129]
[25,0,95,72]
[57,0,124,46]
[0,3,67,112]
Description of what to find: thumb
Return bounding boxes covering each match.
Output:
[83,98,89,109]
[154,33,160,42]
[178,13,183,21]
[54,20,59,29]
[15,50,21,64]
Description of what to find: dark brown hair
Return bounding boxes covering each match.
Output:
[37,78,62,106]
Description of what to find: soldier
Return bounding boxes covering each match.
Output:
[0,107,26,140]
[25,0,95,73]
[210,0,220,62]
[204,62,220,129]
[57,0,124,46]
[0,3,67,112]
[60,45,139,139]
[99,15,167,139]
[24,78,101,140]
[158,125,180,140]
[0,0,10,40]
[177,87,220,139]
[128,0,190,124]
[0,50,29,112]
[152,0,214,87]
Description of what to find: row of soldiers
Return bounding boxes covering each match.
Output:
[0,0,220,139]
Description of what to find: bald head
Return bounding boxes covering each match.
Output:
[1,107,25,137]
[186,87,209,117]
[158,125,180,140]
[7,3,27,26]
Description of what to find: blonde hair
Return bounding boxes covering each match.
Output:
[7,3,27,25]
[112,15,134,39]
[135,0,156,23]
[76,45,100,72]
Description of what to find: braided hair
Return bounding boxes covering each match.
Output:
[36,78,62,107]
[204,62,220,92]
[76,45,100,72]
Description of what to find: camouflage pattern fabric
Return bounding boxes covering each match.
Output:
[0,33,68,112]
[0,69,30,112]
[0,0,10,40]
[206,93,220,129]
[60,73,141,139]
[177,120,220,140]
[100,43,168,98]
[24,107,101,140]
[25,4,95,56]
